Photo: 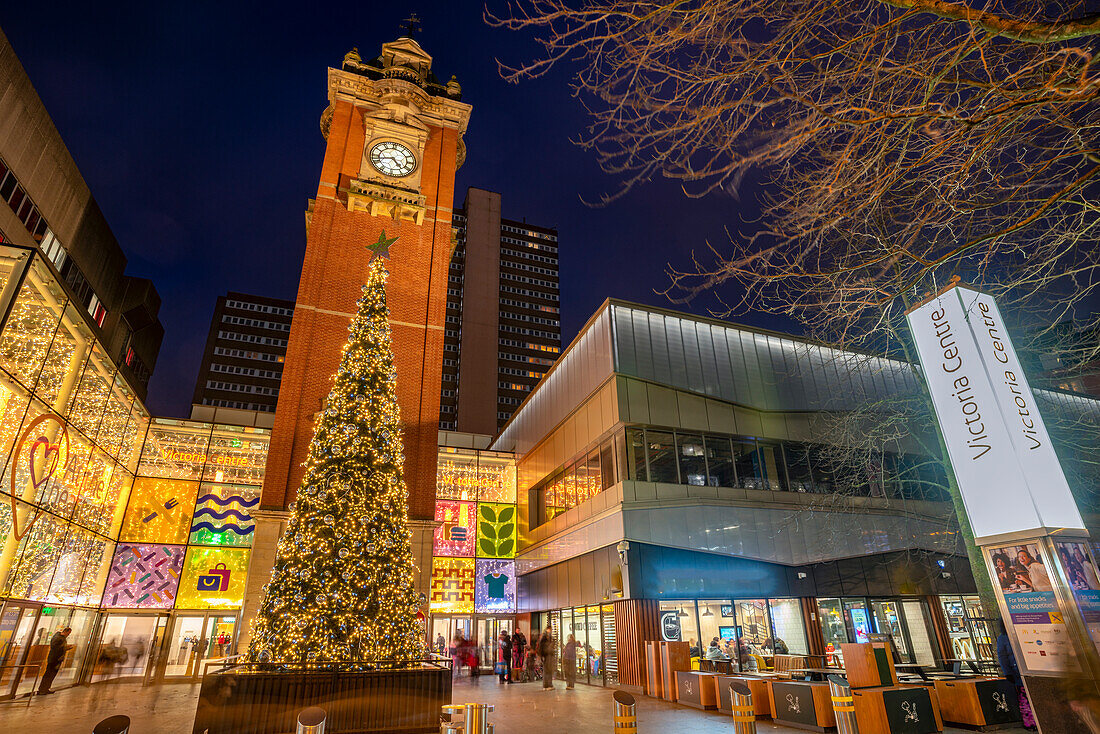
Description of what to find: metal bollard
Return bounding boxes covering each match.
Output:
[442,703,495,734]
[729,681,757,734]
[828,674,859,734]
[613,689,637,732]
[92,716,130,734]
[296,707,327,734]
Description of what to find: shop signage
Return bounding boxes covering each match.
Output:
[9,413,69,540]
[905,285,1084,539]
[660,611,681,641]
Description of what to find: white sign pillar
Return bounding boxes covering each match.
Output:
[907,284,1100,732]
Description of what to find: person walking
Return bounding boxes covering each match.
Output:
[997,625,1035,730]
[510,628,526,682]
[37,627,74,695]
[562,633,579,689]
[497,630,512,684]
[537,626,557,690]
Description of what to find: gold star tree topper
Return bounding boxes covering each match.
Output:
[367,230,398,261]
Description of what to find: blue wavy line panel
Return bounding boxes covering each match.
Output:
[197,493,260,508]
[193,507,252,522]
[190,521,253,536]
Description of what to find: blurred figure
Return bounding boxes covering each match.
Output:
[562,633,579,689]
[510,628,526,681]
[524,643,539,682]
[435,633,446,654]
[450,632,465,678]
[36,627,73,695]
[537,627,556,690]
[997,624,1035,731]
[497,630,512,684]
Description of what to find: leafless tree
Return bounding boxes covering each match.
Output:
[490,0,1100,620]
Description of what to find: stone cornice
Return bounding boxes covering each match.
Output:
[327,68,472,134]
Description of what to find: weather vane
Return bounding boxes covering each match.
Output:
[367,230,398,261]
[402,13,421,38]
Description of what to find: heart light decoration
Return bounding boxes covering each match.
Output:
[9,413,69,541]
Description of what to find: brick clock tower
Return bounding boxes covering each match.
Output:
[241,35,471,643]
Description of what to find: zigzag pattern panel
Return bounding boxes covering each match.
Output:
[189,483,259,547]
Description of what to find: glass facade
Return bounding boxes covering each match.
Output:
[430,448,518,616]
[530,425,951,527]
[0,247,269,694]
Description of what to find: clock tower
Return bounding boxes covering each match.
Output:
[243,34,471,638]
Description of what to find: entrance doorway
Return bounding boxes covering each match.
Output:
[157,612,240,681]
[89,613,166,683]
[0,602,40,699]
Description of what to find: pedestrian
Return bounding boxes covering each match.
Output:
[997,625,1035,731]
[37,627,74,695]
[450,632,465,678]
[510,628,526,681]
[435,633,446,654]
[537,626,556,690]
[524,644,539,682]
[562,633,579,689]
[497,630,512,683]
[468,635,481,677]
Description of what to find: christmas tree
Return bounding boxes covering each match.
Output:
[246,231,422,666]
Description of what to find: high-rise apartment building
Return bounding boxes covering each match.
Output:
[440,188,560,435]
[191,292,295,415]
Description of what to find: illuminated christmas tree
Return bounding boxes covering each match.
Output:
[246,232,422,666]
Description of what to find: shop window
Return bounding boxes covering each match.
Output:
[35,302,94,416]
[476,502,516,558]
[625,427,646,481]
[758,442,788,491]
[103,543,185,607]
[784,444,814,493]
[767,598,808,654]
[734,599,772,656]
[676,433,707,486]
[190,483,259,547]
[733,440,763,489]
[816,598,849,662]
[138,419,213,481]
[175,546,250,609]
[437,449,478,501]
[645,430,678,484]
[474,558,516,613]
[429,557,475,613]
[0,261,69,392]
[434,500,476,557]
[119,477,199,545]
[657,600,698,645]
[697,600,733,659]
[583,449,601,501]
[704,435,735,487]
[599,439,615,490]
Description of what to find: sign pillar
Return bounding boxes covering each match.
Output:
[907,284,1100,731]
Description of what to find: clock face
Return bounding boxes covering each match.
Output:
[369,141,417,177]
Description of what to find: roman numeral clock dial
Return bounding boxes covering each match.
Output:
[368,141,417,177]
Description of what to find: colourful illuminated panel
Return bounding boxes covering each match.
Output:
[476,502,516,558]
[104,543,184,608]
[176,546,250,610]
[475,559,516,613]
[429,557,474,614]
[433,500,475,557]
[189,483,258,547]
[119,477,198,544]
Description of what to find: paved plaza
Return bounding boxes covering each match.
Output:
[0,675,1030,733]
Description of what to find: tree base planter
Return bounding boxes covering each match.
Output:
[192,662,451,734]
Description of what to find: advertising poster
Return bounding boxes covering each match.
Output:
[850,608,872,643]
[989,543,1079,673]
[1057,540,1100,654]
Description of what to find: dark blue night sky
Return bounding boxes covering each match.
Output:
[0,3,773,417]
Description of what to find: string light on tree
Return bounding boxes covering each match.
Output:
[246,230,422,666]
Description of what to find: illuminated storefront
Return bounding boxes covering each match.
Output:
[429,447,519,666]
[0,243,268,697]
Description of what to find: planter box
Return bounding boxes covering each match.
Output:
[192,663,451,734]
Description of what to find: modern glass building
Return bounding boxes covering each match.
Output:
[0,242,267,698]
[490,299,1100,687]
